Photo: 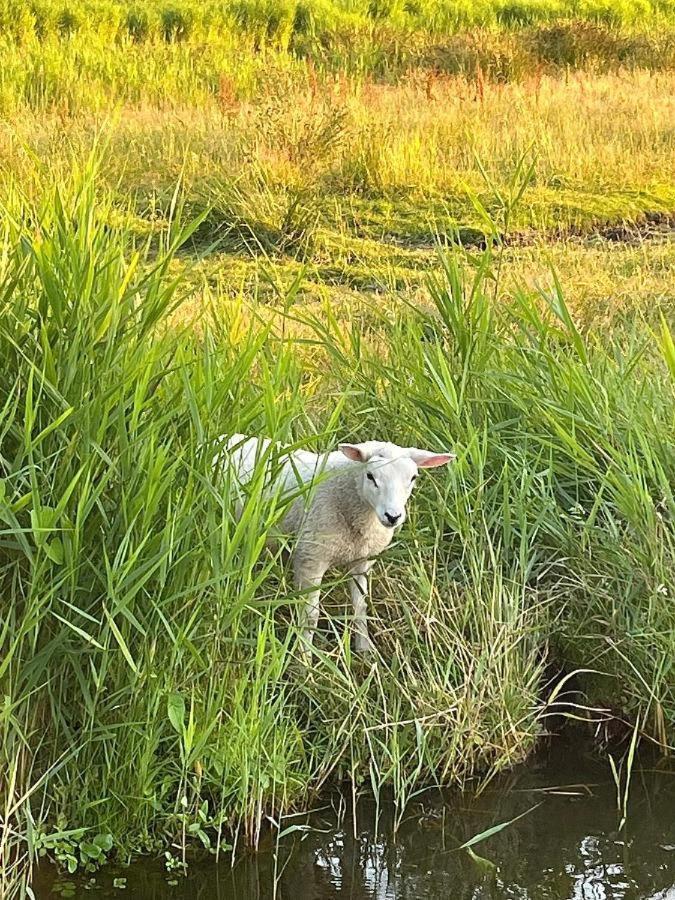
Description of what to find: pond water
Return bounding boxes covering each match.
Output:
[34,734,675,900]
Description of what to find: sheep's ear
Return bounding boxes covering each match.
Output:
[339,443,371,463]
[408,448,456,468]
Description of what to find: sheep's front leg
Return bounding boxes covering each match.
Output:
[350,561,374,655]
[294,560,327,657]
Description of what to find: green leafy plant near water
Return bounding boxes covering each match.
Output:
[0,156,673,896]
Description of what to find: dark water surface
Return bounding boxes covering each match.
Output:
[34,738,675,900]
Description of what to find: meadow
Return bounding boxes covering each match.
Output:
[0,3,674,896]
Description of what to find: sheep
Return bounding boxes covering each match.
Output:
[219,434,455,656]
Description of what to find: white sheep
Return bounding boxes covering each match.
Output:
[219,434,455,655]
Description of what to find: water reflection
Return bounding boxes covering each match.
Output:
[35,738,675,900]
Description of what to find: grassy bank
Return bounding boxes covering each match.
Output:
[0,161,673,896]
[0,1,674,894]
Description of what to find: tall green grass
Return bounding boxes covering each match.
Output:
[2,0,675,45]
[0,161,674,897]
[0,0,674,114]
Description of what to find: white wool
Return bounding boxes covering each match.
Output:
[217,433,455,656]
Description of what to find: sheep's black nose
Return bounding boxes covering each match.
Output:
[385,512,401,526]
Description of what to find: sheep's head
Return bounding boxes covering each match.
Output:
[338,441,455,529]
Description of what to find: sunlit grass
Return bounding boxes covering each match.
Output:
[2,68,673,252]
[0,3,674,895]
[0,157,673,897]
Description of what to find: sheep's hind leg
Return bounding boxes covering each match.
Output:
[294,562,326,659]
[350,561,375,656]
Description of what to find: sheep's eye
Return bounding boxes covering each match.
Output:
[366,472,378,486]
[411,474,418,484]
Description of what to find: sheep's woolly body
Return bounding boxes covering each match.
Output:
[284,469,396,572]
[219,433,453,654]
[223,434,405,562]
